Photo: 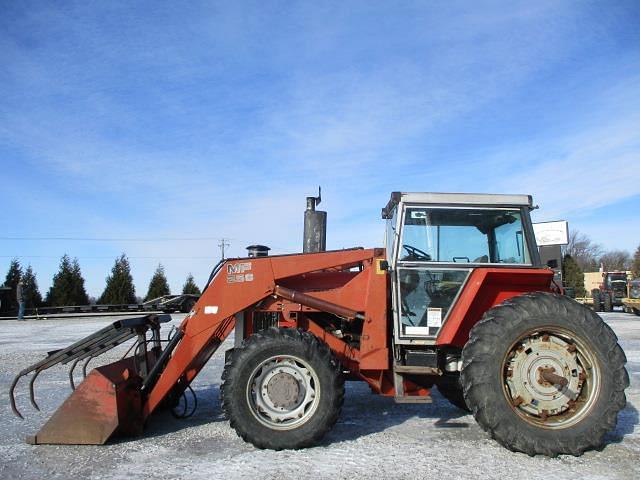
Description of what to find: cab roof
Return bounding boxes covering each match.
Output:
[382,191,534,219]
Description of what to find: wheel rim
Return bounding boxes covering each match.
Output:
[246,355,320,430]
[501,327,601,429]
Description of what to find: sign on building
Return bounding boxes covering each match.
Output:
[533,220,569,246]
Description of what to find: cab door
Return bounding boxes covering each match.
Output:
[390,204,533,345]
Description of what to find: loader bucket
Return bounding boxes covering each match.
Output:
[10,315,170,445]
[28,358,143,445]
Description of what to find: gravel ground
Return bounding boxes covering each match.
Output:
[1,312,638,480]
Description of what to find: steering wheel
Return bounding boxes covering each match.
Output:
[402,244,432,261]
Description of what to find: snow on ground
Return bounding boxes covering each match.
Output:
[0,312,638,480]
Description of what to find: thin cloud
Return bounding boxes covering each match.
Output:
[1,2,639,295]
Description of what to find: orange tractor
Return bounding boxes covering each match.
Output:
[10,192,629,457]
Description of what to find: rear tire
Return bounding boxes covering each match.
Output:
[221,328,344,450]
[461,292,628,457]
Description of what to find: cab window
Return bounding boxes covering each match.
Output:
[385,206,398,264]
[400,207,531,264]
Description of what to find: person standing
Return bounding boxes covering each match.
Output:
[17,280,25,321]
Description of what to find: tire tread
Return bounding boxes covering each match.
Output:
[221,327,344,450]
[461,292,628,456]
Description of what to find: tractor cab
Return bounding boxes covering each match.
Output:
[605,272,628,300]
[382,192,541,343]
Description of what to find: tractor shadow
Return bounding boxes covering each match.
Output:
[130,382,471,443]
[324,383,640,448]
[322,382,472,445]
[126,382,639,449]
[603,400,639,445]
[136,384,227,440]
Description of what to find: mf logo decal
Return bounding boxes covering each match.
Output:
[227,262,252,274]
[227,262,254,283]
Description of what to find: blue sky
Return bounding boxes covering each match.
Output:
[1,1,639,298]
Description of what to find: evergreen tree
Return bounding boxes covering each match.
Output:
[71,258,90,305]
[22,265,43,308]
[99,254,137,304]
[182,273,201,295]
[46,255,88,306]
[632,244,640,279]
[145,264,171,301]
[3,258,22,310]
[46,255,74,306]
[4,258,22,288]
[563,254,586,297]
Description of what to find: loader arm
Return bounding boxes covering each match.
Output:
[143,248,378,418]
[11,248,381,445]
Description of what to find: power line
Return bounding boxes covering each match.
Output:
[0,236,290,251]
[0,236,219,241]
[0,255,217,260]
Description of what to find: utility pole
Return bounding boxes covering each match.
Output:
[218,238,230,260]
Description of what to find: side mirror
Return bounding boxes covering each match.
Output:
[546,259,558,269]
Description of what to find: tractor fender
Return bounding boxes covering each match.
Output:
[436,268,554,348]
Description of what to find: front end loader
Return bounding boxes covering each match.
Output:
[10,191,629,457]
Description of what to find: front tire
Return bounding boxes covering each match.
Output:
[603,293,613,312]
[592,289,601,312]
[221,328,344,450]
[461,292,628,456]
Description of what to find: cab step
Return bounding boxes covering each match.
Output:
[394,365,441,375]
[392,364,435,404]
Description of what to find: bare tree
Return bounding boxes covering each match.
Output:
[632,244,640,278]
[599,250,632,272]
[564,230,603,272]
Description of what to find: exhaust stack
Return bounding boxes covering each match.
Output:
[303,187,326,253]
